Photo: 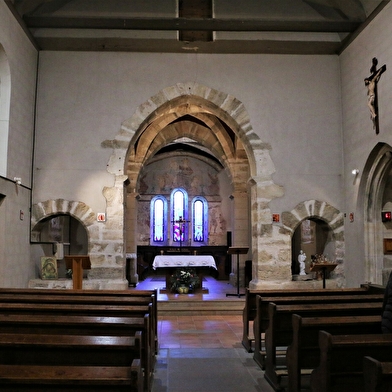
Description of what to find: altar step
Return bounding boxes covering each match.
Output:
[157,299,244,316]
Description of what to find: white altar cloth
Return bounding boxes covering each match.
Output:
[152,255,217,269]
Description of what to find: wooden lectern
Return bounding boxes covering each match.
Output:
[226,246,249,298]
[310,263,338,288]
[64,255,91,290]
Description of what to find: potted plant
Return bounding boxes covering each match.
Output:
[170,267,201,293]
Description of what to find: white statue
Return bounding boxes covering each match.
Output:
[298,250,306,275]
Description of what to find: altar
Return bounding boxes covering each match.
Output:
[152,255,217,292]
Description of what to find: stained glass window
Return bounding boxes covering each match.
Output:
[150,196,167,244]
[172,189,186,243]
[150,189,208,246]
[193,199,204,242]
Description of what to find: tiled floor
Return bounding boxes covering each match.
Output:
[131,276,275,391]
[158,314,244,349]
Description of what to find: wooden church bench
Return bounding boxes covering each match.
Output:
[0,301,155,390]
[0,364,142,391]
[242,286,378,352]
[0,290,158,353]
[253,293,384,369]
[0,288,158,352]
[310,332,392,392]
[286,314,382,392]
[363,356,392,392]
[0,332,144,392]
[262,301,384,391]
[0,312,154,390]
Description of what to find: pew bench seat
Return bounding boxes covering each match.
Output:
[0,364,142,392]
[0,333,144,392]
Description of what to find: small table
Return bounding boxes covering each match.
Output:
[152,255,217,292]
[310,263,338,288]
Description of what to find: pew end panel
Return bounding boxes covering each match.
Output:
[363,356,392,392]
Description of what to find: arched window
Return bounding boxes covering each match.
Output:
[192,197,208,245]
[150,196,167,245]
[0,44,11,177]
[150,189,208,246]
[171,188,188,244]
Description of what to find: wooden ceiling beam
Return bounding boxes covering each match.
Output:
[23,16,361,33]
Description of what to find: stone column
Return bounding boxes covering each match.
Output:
[87,175,129,289]
[125,190,139,286]
[248,177,293,289]
[228,185,250,288]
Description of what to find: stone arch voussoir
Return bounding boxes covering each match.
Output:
[31,199,96,230]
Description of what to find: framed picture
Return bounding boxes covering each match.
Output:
[384,239,392,255]
[41,256,58,279]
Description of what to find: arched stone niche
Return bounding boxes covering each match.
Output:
[30,198,128,289]
[281,200,345,288]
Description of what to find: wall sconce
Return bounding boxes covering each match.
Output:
[351,169,359,176]
[13,177,21,185]
[382,211,392,222]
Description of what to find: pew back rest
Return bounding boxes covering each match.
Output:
[363,356,392,392]
[310,331,392,392]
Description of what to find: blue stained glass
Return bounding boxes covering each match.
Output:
[153,199,164,242]
[193,200,204,242]
[173,190,185,242]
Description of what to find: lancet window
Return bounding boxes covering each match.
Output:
[150,189,208,246]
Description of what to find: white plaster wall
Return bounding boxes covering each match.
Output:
[34,51,343,218]
[340,2,392,286]
[0,2,38,287]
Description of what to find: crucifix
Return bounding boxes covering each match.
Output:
[364,57,386,134]
[171,216,190,248]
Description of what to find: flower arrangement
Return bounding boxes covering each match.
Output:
[170,267,201,293]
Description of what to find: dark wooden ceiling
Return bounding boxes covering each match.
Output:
[5,0,389,54]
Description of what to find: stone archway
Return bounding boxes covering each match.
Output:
[105,82,285,287]
[281,199,345,287]
[360,142,392,285]
[31,198,128,289]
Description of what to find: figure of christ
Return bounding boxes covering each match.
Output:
[365,58,386,133]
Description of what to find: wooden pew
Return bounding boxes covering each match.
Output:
[0,313,153,391]
[0,288,158,353]
[263,301,384,391]
[0,292,156,391]
[363,356,392,392]
[0,332,143,392]
[310,332,392,392]
[242,286,381,352]
[286,314,382,392]
[0,290,158,354]
[253,293,384,369]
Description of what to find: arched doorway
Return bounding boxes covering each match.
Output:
[361,142,392,285]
